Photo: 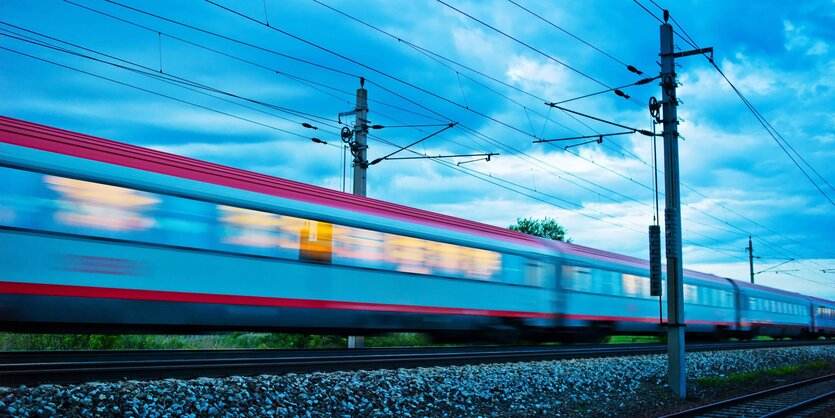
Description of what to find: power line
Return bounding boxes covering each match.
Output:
[68,0,453,127]
[0,46,322,141]
[77,0,360,79]
[505,0,646,75]
[0,25,340,130]
[200,0,659,213]
[289,0,689,213]
[632,0,834,206]
[94,2,663,228]
[436,0,646,110]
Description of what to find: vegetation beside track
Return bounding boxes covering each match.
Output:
[695,360,831,397]
[0,332,798,351]
[0,332,434,351]
[643,360,835,417]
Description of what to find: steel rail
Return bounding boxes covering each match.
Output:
[2,340,833,386]
[661,372,835,417]
[761,388,835,417]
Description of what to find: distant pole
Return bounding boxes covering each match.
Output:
[348,78,368,349]
[747,236,755,284]
[660,20,686,399]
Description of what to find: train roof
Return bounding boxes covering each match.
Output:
[809,296,835,307]
[732,278,816,300]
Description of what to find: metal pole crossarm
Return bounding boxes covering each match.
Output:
[368,122,458,165]
[547,76,662,105]
[380,152,498,161]
[667,47,714,59]
[533,131,633,143]
[564,137,603,150]
[755,258,795,275]
[544,103,655,135]
[370,123,452,129]
[337,110,356,125]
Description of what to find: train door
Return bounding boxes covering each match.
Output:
[299,220,333,264]
[552,259,566,328]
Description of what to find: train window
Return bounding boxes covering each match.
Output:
[696,287,715,305]
[525,260,551,288]
[502,255,526,285]
[622,274,646,297]
[684,284,698,304]
[0,166,509,282]
[590,269,621,295]
[722,291,734,308]
[563,266,592,291]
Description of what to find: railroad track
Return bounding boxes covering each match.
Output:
[2,340,833,386]
[661,373,835,417]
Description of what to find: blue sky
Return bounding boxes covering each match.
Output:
[1,0,834,298]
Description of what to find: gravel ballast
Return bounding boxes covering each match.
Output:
[2,345,835,417]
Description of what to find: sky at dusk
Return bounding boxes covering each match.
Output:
[1,0,833,298]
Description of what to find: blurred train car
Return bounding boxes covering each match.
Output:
[0,116,559,337]
[0,115,832,341]
[810,297,835,338]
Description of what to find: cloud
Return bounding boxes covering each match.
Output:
[784,20,830,56]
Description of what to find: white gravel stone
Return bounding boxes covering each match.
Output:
[2,345,834,417]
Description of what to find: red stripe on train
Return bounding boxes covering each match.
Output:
[563,314,737,326]
[0,281,554,319]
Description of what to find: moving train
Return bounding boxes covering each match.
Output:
[1,115,833,341]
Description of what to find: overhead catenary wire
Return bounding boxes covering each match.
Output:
[314,0,653,112]
[505,0,646,75]
[632,0,835,207]
[67,0,662,220]
[54,2,660,232]
[0,25,341,130]
[0,46,337,144]
[435,0,647,109]
[636,2,835,260]
[369,132,749,260]
[101,0,666,217]
[632,1,835,281]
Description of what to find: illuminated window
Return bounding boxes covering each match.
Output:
[622,274,645,297]
[684,284,698,304]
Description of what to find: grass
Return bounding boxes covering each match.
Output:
[606,335,664,344]
[696,360,830,389]
[0,332,435,351]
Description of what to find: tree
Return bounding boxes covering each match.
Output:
[508,217,570,242]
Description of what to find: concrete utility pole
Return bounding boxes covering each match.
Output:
[660,21,686,399]
[348,79,368,349]
[659,17,712,399]
[747,236,755,283]
[352,80,369,197]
